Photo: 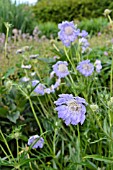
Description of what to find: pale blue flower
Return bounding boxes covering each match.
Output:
[79,38,89,53]
[28,135,44,149]
[94,59,102,73]
[52,61,69,78]
[54,94,88,126]
[76,60,94,77]
[32,80,45,95]
[58,21,80,46]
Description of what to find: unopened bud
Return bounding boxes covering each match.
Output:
[90,104,99,112]
[104,9,112,16]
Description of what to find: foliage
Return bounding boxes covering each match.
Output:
[33,0,113,23]
[38,22,59,39]
[77,17,108,36]
[0,0,36,34]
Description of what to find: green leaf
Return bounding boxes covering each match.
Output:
[84,155,113,163]
[7,111,20,123]
[37,57,55,63]
[3,67,15,79]
[0,107,8,117]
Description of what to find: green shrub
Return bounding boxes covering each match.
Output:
[77,17,108,35]
[38,22,58,39]
[32,0,113,23]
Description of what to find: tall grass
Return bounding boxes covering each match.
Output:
[0,0,36,34]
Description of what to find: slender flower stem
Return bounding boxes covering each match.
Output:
[90,107,113,142]
[64,46,77,74]
[4,22,11,60]
[37,96,48,116]
[27,153,34,170]
[0,144,11,161]
[28,97,43,134]
[16,139,19,161]
[0,129,16,164]
[53,128,57,155]
[110,56,113,96]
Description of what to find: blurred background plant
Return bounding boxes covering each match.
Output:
[0,0,36,34]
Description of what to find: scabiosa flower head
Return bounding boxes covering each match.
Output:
[94,59,102,73]
[54,94,88,126]
[58,21,80,46]
[76,60,94,77]
[28,135,44,149]
[32,82,45,95]
[52,61,69,78]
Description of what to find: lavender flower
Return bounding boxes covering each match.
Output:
[32,80,39,86]
[58,21,80,46]
[32,81,45,95]
[94,59,102,73]
[76,60,94,77]
[28,135,44,149]
[52,61,69,78]
[79,38,89,53]
[54,94,88,126]
[79,30,88,37]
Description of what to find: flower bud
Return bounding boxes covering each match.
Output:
[104,9,112,16]
[90,104,99,112]
[5,80,12,91]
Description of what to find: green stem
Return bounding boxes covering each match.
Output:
[0,129,16,164]
[110,56,113,96]
[77,125,81,169]
[64,46,77,74]
[90,107,113,142]
[27,153,34,170]
[0,144,11,161]
[28,97,43,134]
[37,96,48,117]
[16,139,19,161]
[53,128,57,155]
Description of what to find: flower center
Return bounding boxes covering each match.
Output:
[65,26,74,35]
[67,100,81,113]
[58,64,67,73]
[83,64,91,71]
